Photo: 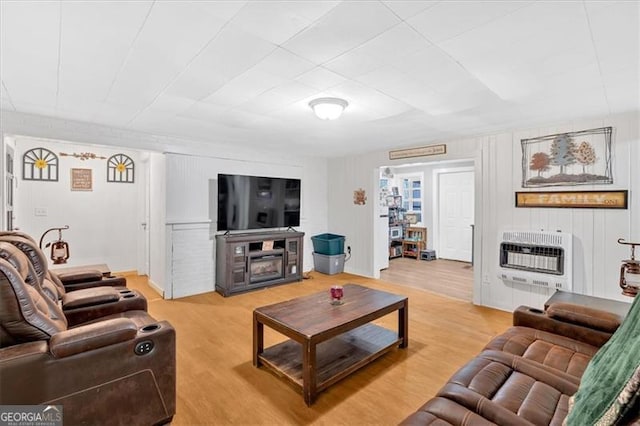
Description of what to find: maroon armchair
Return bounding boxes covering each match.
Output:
[0,242,175,425]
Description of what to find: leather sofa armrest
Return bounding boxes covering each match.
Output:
[63,290,147,327]
[513,305,614,347]
[56,270,104,284]
[546,302,622,333]
[61,287,120,310]
[49,318,138,358]
[0,341,49,362]
[63,276,127,292]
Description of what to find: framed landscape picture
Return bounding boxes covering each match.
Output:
[521,127,612,187]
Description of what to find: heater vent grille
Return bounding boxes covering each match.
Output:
[498,231,572,291]
[500,243,564,275]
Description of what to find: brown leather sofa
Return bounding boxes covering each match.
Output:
[401,301,640,425]
[0,231,127,291]
[0,242,176,425]
[0,235,147,326]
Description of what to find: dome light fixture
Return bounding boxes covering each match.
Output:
[309,97,348,120]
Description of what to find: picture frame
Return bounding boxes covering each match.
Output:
[405,213,418,224]
[521,127,612,187]
[71,168,92,191]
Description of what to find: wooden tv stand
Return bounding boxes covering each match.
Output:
[215,230,304,297]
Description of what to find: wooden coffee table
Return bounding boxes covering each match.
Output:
[253,284,408,405]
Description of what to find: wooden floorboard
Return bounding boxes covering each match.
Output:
[127,271,511,425]
[380,258,474,302]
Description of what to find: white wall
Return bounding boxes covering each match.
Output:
[164,152,328,298]
[480,113,639,310]
[330,139,483,278]
[4,110,637,307]
[1,112,329,299]
[329,111,639,311]
[13,136,143,272]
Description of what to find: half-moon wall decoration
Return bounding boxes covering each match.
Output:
[23,148,59,181]
[107,154,135,183]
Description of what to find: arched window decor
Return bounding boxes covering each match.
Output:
[107,154,134,183]
[23,148,59,181]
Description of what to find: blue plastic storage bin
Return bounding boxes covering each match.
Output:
[311,233,345,255]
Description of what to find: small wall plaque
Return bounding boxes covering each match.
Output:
[389,144,446,160]
[515,190,627,209]
[353,188,367,205]
[71,168,92,191]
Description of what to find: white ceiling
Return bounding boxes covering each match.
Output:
[1,1,638,157]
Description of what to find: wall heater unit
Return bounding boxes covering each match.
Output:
[498,231,573,291]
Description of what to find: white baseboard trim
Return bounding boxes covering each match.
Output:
[147,279,165,298]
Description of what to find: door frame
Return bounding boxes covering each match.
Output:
[373,154,483,307]
[432,166,474,261]
[138,154,151,276]
[1,136,16,231]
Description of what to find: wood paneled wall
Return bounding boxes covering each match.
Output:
[328,111,639,311]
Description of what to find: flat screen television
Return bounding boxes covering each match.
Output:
[217,174,301,231]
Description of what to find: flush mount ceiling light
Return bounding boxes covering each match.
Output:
[309,97,348,120]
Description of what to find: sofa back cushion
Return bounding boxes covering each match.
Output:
[0,243,67,347]
[565,294,640,425]
[0,234,66,299]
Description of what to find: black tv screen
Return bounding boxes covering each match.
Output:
[217,174,301,231]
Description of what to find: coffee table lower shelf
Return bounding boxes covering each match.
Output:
[258,323,401,395]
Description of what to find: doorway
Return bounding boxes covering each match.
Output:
[377,160,475,301]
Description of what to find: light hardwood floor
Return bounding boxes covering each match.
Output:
[127,272,511,425]
[380,258,474,302]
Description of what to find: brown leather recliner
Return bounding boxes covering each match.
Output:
[0,231,127,291]
[0,235,147,326]
[0,242,176,425]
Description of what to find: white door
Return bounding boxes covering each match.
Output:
[438,171,474,262]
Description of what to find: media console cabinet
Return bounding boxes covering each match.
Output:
[215,231,304,296]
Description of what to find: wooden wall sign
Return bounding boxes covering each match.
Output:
[515,190,627,209]
[389,144,446,160]
[71,168,92,191]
